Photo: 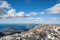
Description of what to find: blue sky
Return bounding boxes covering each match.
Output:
[0,0,60,24]
[6,0,57,13]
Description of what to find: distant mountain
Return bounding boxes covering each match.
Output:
[0,24,38,37]
[0,24,38,30]
[0,27,23,37]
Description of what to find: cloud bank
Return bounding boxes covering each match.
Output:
[45,3,60,14]
[0,0,60,18]
[0,0,60,24]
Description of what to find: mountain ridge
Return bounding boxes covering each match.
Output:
[0,24,60,40]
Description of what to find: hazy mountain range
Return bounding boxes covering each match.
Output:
[0,24,38,37]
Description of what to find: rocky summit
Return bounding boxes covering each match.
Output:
[0,24,60,40]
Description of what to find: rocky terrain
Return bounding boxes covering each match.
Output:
[0,24,60,40]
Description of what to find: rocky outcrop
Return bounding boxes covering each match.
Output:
[0,24,60,40]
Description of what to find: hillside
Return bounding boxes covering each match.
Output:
[0,24,60,40]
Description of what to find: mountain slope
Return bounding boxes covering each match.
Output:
[0,24,60,40]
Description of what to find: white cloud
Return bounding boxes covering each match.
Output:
[0,0,30,18]
[0,1,11,18]
[0,1,60,24]
[7,9,16,17]
[45,3,60,14]
[30,3,60,14]
[0,9,30,18]
[29,12,37,16]
[16,11,25,16]
[25,14,30,17]
[26,17,45,22]
[16,11,27,17]
[49,18,60,21]
[27,3,60,15]
[0,1,10,9]
[39,12,45,14]
[0,0,60,19]
[38,3,60,14]
[6,9,30,18]
[0,17,60,24]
